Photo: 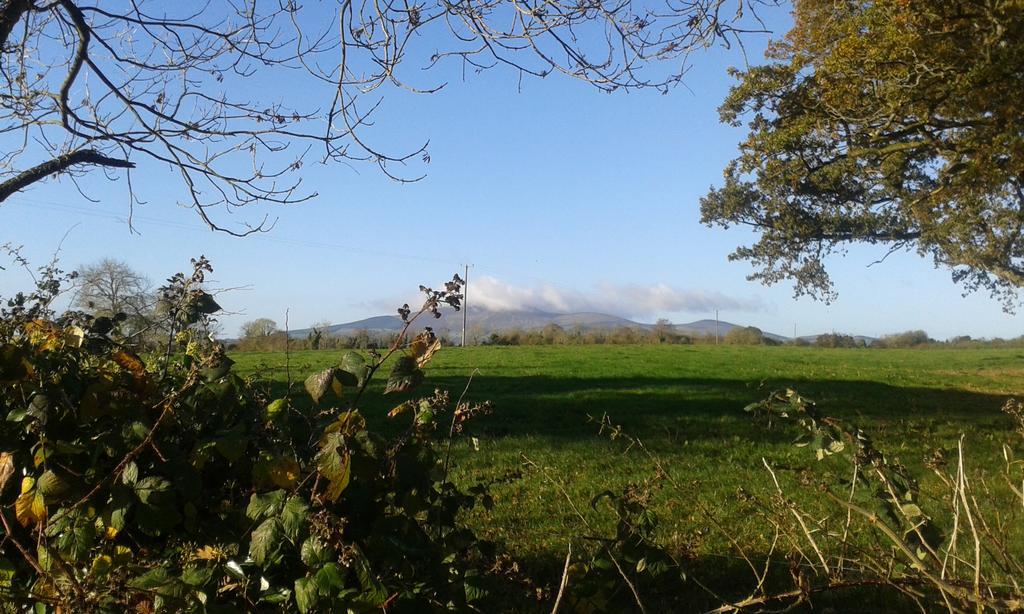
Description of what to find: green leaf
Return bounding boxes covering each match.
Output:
[122,461,139,486]
[415,407,436,428]
[108,504,129,532]
[300,537,334,568]
[263,588,292,604]
[304,367,337,404]
[36,470,70,500]
[181,566,213,587]
[128,567,187,598]
[463,569,490,603]
[0,558,15,588]
[57,520,97,562]
[266,398,287,420]
[280,496,309,542]
[354,556,389,607]
[247,489,286,521]
[315,562,346,593]
[249,517,281,566]
[900,503,924,519]
[134,476,172,504]
[295,576,317,613]
[316,440,351,502]
[340,351,370,387]
[128,567,172,590]
[26,393,49,420]
[384,356,423,394]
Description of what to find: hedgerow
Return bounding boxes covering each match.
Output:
[0,257,505,612]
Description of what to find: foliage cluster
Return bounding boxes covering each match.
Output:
[0,261,509,612]
[814,333,864,349]
[702,0,1024,308]
[232,327,455,354]
[483,323,697,347]
[874,329,933,348]
[723,326,776,346]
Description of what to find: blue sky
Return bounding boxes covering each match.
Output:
[0,3,1020,340]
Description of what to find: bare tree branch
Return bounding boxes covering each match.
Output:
[0,148,133,201]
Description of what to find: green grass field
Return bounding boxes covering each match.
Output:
[231,345,1024,604]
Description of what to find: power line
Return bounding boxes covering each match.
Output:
[2,196,461,267]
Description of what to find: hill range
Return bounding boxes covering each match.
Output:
[286,308,811,343]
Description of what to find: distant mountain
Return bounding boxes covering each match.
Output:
[288,308,793,342]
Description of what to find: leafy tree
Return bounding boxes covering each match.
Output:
[0,0,766,232]
[701,0,1024,308]
[880,329,932,348]
[724,325,764,345]
[815,332,857,349]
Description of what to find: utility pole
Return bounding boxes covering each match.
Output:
[461,264,471,347]
[715,309,720,345]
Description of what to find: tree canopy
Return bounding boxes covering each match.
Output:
[701,0,1024,309]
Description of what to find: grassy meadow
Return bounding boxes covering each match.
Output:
[232,344,1024,604]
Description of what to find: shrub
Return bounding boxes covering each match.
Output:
[815,332,858,348]
[724,326,764,345]
[880,329,932,347]
[0,259,503,612]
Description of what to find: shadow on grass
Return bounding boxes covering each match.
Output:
[257,372,1014,445]
[500,548,925,613]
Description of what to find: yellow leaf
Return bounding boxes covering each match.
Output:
[322,410,365,437]
[15,489,46,526]
[89,554,113,578]
[111,349,147,378]
[104,526,119,540]
[0,452,13,494]
[24,320,61,350]
[409,332,441,367]
[388,401,413,418]
[64,326,85,348]
[324,453,351,502]
[33,447,48,468]
[193,545,223,561]
[20,476,35,494]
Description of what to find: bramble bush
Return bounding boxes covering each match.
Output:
[0,257,506,612]
[4,254,1023,613]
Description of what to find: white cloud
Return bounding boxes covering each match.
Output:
[470,276,764,319]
